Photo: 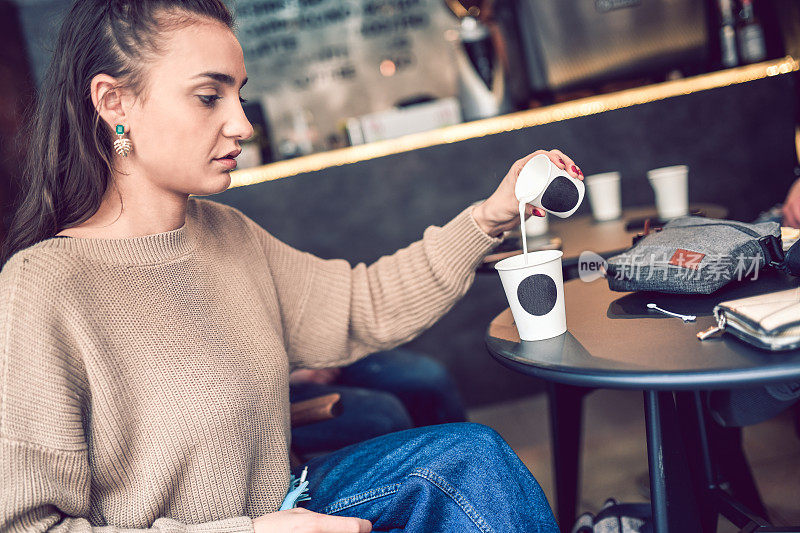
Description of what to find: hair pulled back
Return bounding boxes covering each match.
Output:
[2,0,234,265]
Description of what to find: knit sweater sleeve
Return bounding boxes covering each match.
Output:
[0,255,254,533]
[238,205,502,369]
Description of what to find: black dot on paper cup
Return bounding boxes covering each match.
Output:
[517,274,558,316]
[541,176,579,213]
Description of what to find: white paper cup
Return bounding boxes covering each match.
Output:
[495,250,566,341]
[647,165,689,219]
[524,212,549,237]
[585,172,621,221]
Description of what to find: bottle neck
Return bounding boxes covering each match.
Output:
[740,0,755,23]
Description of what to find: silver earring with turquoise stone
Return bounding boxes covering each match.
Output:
[113,124,132,157]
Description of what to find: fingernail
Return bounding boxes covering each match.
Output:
[571,165,578,174]
[559,158,565,165]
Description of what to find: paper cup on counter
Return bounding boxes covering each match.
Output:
[495,250,566,341]
[585,172,621,221]
[524,212,549,237]
[647,165,689,219]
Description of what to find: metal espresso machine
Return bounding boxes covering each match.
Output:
[445,0,512,121]
[446,0,710,111]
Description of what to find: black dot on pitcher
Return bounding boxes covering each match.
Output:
[517,274,558,316]
[540,176,579,213]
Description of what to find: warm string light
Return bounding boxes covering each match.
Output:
[230,57,799,189]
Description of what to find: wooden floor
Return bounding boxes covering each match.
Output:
[469,389,800,531]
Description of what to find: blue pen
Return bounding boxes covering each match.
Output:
[279,466,311,511]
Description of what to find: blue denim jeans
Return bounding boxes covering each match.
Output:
[296,423,558,532]
[290,349,466,455]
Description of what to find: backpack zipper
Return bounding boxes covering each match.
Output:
[667,221,762,238]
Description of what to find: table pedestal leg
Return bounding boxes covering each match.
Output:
[548,382,589,532]
[644,390,702,533]
[675,391,719,533]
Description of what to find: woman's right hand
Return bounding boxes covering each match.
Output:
[253,508,372,532]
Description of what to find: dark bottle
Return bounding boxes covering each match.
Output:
[460,16,494,89]
[718,0,739,68]
[736,0,767,64]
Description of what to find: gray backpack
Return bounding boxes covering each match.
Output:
[605,217,784,294]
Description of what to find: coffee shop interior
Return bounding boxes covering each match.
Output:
[2,0,800,531]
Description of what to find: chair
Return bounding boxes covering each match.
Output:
[289,393,342,466]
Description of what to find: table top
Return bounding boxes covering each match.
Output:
[486,270,800,391]
[481,204,728,269]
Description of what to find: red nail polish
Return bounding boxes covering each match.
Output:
[571,165,578,174]
[559,158,565,165]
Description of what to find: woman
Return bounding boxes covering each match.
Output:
[0,1,583,531]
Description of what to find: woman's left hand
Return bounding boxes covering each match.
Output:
[472,149,583,237]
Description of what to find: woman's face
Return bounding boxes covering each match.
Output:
[125,19,253,197]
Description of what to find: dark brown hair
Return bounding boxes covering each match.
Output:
[1,0,234,265]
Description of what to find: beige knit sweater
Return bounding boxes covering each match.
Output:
[0,198,500,532]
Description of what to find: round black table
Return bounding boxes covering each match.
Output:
[485,270,800,533]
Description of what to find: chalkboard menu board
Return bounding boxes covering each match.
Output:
[14,0,459,158]
[232,0,459,157]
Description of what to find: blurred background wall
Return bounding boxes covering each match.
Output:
[0,0,36,245]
